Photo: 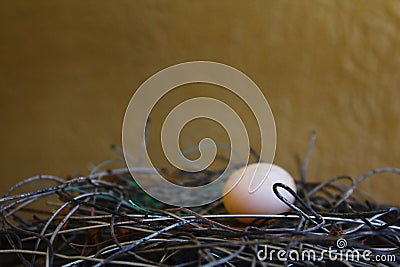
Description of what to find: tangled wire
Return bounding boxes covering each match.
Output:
[0,134,399,266]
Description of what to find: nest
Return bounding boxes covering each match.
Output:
[1,137,399,266]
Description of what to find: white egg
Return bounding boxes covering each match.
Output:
[223,162,296,223]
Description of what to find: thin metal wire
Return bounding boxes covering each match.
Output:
[0,135,399,266]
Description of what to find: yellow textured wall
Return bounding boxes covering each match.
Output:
[1,1,399,204]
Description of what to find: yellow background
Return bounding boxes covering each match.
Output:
[1,1,399,205]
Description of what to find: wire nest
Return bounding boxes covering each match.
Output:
[1,138,399,266]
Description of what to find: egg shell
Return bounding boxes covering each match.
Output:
[223,163,296,223]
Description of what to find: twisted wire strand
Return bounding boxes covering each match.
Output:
[0,140,399,266]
